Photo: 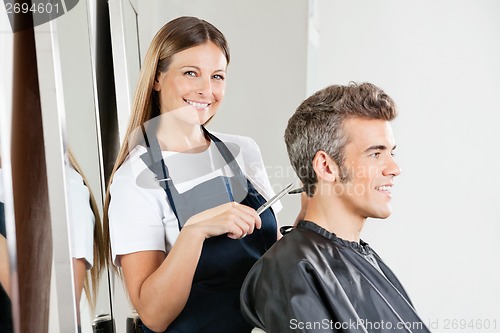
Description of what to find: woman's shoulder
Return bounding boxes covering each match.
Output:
[112,145,158,191]
[113,145,148,179]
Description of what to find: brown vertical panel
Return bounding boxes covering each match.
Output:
[95,0,119,186]
[11,4,52,333]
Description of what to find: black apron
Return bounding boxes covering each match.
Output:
[139,127,277,333]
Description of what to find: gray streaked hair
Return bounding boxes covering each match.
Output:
[284,82,398,197]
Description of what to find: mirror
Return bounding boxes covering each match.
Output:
[49,0,113,331]
[29,0,114,331]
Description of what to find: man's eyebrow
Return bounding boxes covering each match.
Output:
[364,145,397,153]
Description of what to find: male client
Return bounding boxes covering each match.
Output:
[240,82,431,333]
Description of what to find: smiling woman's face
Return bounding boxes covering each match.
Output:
[153,41,228,126]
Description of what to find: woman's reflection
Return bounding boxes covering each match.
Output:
[66,150,106,328]
[0,159,13,333]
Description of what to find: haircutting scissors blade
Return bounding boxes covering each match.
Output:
[256,183,294,215]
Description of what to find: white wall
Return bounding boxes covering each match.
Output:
[314,0,500,330]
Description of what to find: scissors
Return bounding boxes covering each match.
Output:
[256,183,297,215]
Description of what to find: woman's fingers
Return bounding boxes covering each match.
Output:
[185,202,261,239]
[225,215,251,239]
[234,203,262,230]
[233,206,257,235]
[185,202,236,225]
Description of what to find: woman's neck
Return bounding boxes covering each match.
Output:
[156,120,209,153]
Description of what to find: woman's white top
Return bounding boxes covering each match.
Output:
[66,163,95,269]
[108,132,281,266]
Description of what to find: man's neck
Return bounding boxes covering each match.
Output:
[303,194,365,243]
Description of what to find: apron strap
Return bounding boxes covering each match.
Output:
[139,124,181,223]
[201,126,245,178]
[139,125,247,228]
[201,126,248,202]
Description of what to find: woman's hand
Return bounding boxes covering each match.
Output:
[121,201,262,331]
[184,202,262,239]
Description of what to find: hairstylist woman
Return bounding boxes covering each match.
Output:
[105,16,281,333]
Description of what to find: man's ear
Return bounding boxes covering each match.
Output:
[312,150,339,183]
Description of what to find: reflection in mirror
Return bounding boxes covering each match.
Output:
[0,159,14,332]
[66,151,106,328]
[53,0,111,331]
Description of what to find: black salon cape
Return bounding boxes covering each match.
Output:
[240,221,431,332]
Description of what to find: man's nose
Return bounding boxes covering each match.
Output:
[383,156,401,177]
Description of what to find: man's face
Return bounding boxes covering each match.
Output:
[334,118,401,219]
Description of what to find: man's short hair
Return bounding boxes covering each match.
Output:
[284,82,398,197]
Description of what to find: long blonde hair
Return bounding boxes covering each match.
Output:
[68,150,106,311]
[103,16,230,265]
